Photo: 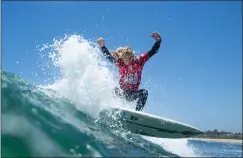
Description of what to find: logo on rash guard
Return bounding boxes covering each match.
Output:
[124,73,138,84]
[128,66,132,71]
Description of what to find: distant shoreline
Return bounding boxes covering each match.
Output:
[191,138,242,144]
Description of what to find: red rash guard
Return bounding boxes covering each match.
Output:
[115,53,149,91]
[100,39,161,91]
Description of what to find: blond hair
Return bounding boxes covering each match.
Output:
[112,47,135,60]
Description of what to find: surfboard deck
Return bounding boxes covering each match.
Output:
[99,107,204,139]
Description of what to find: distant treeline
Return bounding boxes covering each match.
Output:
[196,129,242,140]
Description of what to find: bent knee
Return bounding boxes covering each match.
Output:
[141,89,148,97]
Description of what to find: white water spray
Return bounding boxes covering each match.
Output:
[144,137,200,157]
[39,35,130,118]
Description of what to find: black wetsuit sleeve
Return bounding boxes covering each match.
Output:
[100,46,115,63]
[148,39,162,58]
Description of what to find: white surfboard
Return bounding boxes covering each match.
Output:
[99,107,204,139]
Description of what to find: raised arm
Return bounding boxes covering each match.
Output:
[137,32,162,65]
[97,37,115,63]
[148,32,162,58]
[100,46,116,63]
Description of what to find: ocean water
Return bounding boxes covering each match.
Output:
[2,35,242,157]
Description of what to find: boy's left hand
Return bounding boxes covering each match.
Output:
[151,32,161,41]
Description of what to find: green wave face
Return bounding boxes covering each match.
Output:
[1,71,178,157]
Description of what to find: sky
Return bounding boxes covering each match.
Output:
[2,1,242,133]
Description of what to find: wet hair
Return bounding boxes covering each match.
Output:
[112,47,135,60]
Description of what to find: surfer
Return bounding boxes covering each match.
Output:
[97,32,162,111]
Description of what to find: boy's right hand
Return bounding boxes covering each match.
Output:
[97,37,105,47]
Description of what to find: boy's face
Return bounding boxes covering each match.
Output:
[122,53,134,65]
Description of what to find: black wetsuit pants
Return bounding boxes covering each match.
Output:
[114,87,148,111]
